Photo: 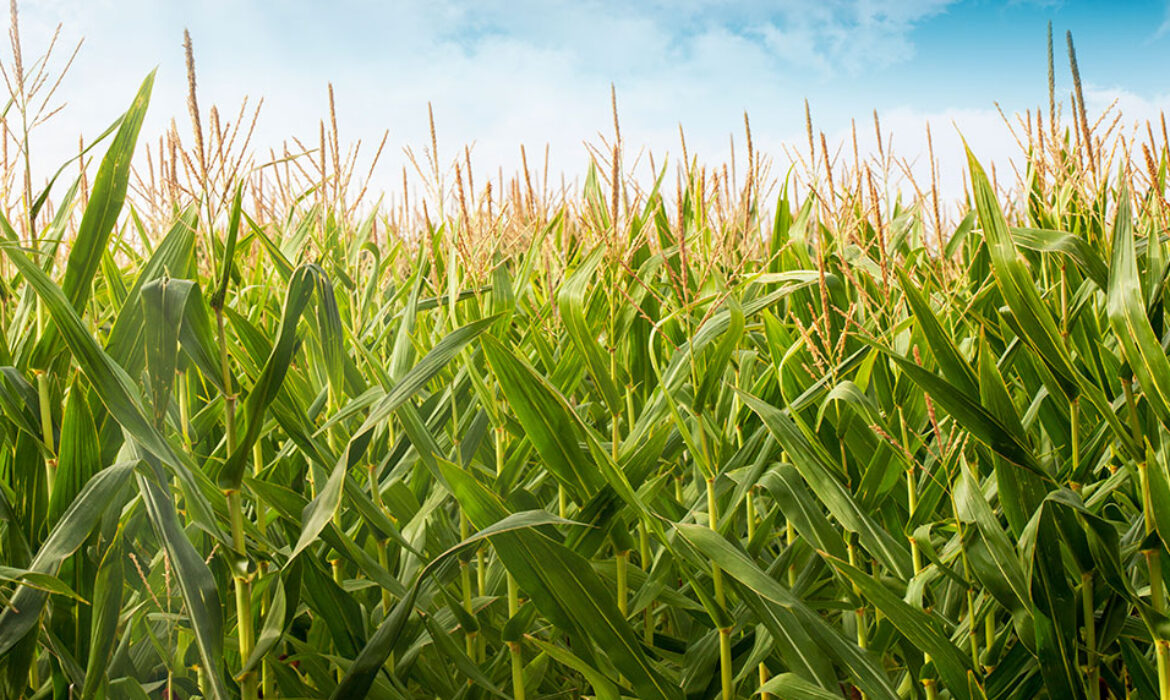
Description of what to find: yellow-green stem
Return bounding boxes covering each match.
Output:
[36,371,54,500]
[179,371,192,449]
[1161,641,1170,700]
[1071,398,1080,475]
[616,550,629,617]
[327,386,344,588]
[906,437,933,694]
[1140,456,1170,698]
[639,520,653,644]
[510,641,526,700]
[908,465,922,573]
[953,492,979,670]
[901,412,923,574]
[476,548,486,662]
[216,311,237,453]
[966,587,979,670]
[707,478,724,603]
[254,435,269,690]
[984,610,995,671]
[1082,572,1098,700]
[253,441,266,536]
[707,476,732,700]
[746,488,756,541]
[217,296,255,698]
[786,520,796,587]
[460,509,476,657]
[719,628,733,700]
[369,464,394,615]
[848,538,867,652]
[227,489,257,700]
[508,574,524,700]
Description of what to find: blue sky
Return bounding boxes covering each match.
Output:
[14,0,1170,208]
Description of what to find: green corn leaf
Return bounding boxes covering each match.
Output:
[0,462,135,656]
[977,339,1049,536]
[48,381,101,526]
[213,183,243,309]
[673,522,899,700]
[442,460,682,700]
[103,206,199,372]
[885,349,1048,479]
[759,465,848,561]
[422,613,506,696]
[968,149,1076,383]
[140,276,190,425]
[240,559,302,675]
[0,566,85,601]
[953,463,1033,636]
[828,554,974,700]
[558,248,622,416]
[220,264,321,488]
[526,634,621,700]
[80,533,124,700]
[899,268,978,396]
[60,71,155,314]
[136,465,228,700]
[289,316,496,561]
[482,333,605,500]
[1024,505,1086,700]
[1106,189,1170,429]
[331,508,574,699]
[1,239,225,542]
[756,672,847,699]
[1012,226,1109,291]
[738,390,912,579]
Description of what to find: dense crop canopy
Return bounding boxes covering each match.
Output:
[4,33,1170,700]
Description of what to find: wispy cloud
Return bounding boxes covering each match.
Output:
[3,0,1128,209]
[6,0,962,195]
[1154,0,1170,39]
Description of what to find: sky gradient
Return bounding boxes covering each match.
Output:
[14,0,1170,210]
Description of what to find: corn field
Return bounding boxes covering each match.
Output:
[3,20,1170,700]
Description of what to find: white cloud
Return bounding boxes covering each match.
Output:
[0,0,1051,222]
[1155,1,1170,39]
[755,0,955,74]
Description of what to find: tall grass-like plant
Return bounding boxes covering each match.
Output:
[6,15,1170,700]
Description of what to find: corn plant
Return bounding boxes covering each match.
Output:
[3,23,1170,700]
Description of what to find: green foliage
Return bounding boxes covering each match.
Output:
[5,65,1170,700]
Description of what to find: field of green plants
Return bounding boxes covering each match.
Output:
[3,22,1170,700]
